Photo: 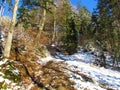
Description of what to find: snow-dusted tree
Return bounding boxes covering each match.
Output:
[76,4,91,45]
[92,0,120,66]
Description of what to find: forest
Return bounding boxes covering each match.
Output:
[0,0,120,90]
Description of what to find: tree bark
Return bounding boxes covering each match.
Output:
[36,6,47,41]
[52,7,57,43]
[3,0,19,58]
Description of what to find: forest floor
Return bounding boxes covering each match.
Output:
[39,50,120,90]
[0,48,120,90]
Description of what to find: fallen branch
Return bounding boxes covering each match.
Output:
[22,64,49,90]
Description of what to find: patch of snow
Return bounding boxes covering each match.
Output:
[12,69,20,74]
[0,77,4,82]
[66,59,120,89]
[40,50,120,90]
[51,44,55,47]
[0,72,4,75]
[0,59,25,90]
[38,56,55,65]
[5,79,13,84]
[0,58,8,65]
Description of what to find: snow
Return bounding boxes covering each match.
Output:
[0,77,4,82]
[0,51,120,90]
[0,59,22,90]
[0,74,21,90]
[67,60,120,90]
[12,69,20,74]
[37,56,54,64]
[40,51,120,90]
[0,58,8,65]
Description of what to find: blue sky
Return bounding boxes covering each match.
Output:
[70,0,97,13]
[1,0,97,17]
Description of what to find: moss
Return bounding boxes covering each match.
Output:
[35,45,50,58]
[0,81,8,89]
[0,59,21,83]
[35,47,46,57]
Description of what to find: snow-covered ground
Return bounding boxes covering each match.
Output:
[0,59,34,90]
[1,51,119,90]
[40,51,120,90]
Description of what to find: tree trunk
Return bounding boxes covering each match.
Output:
[36,7,47,41]
[52,7,57,43]
[3,0,19,58]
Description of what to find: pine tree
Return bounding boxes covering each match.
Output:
[93,0,120,66]
[63,17,78,55]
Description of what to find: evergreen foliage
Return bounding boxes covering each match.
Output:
[63,17,78,55]
[17,0,55,29]
[92,0,120,65]
[76,4,92,45]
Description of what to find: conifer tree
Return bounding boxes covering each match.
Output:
[63,17,78,55]
[92,0,120,66]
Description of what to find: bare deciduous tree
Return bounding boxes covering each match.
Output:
[4,0,19,58]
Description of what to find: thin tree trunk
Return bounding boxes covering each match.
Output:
[36,7,47,41]
[52,8,56,43]
[3,0,19,58]
[35,2,48,47]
